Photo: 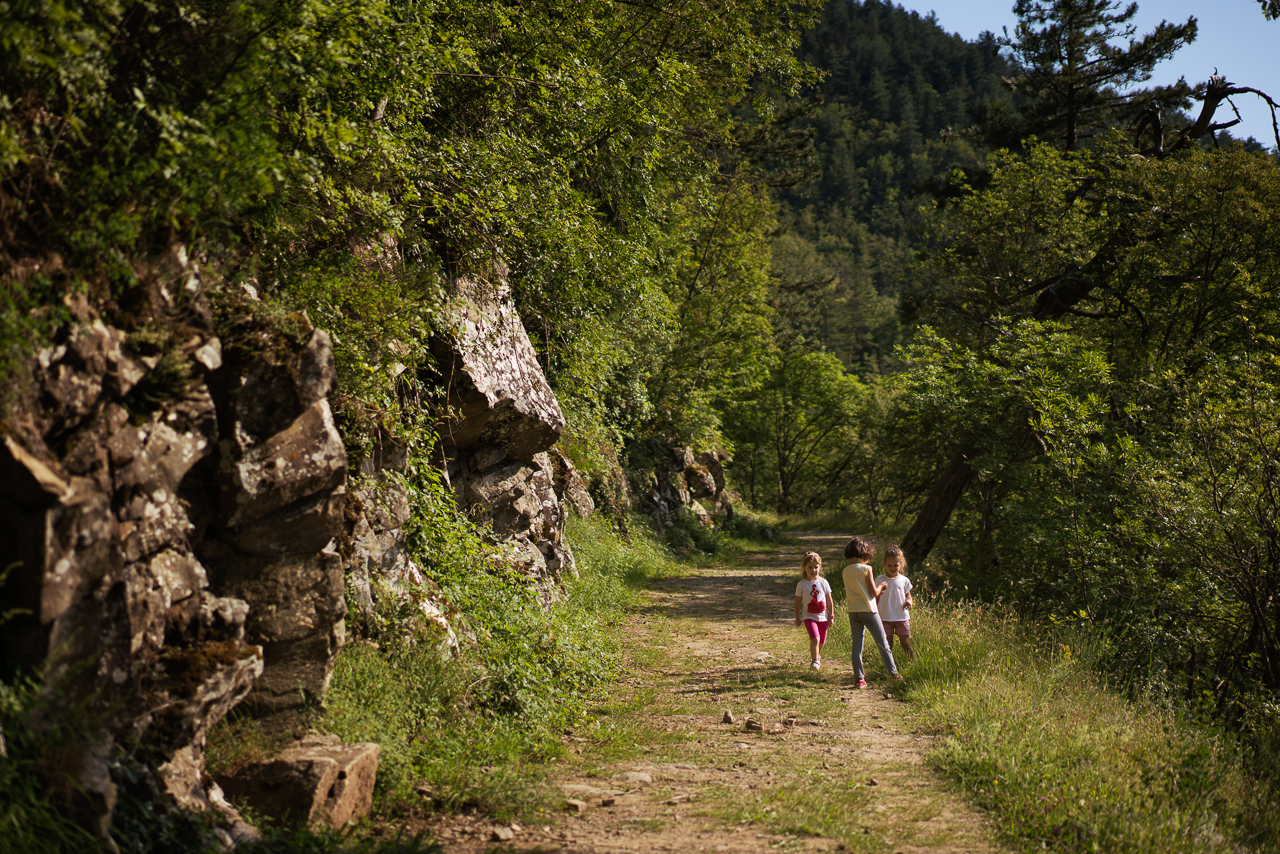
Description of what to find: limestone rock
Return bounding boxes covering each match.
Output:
[125,549,208,653]
[353,425,408,477]
[221,326,336,450]
[232,488,346,557]
[453,449,576,584]
[684,464,716,500]
[464,459,559,539]
[343,476,459,652]
[548,448,595,519]
[112,421,211,497]
[688,500,710,525]
[209,547,346,713]
[0,266,359,846]
[435,272,565,462]
[216,737,381,828]
[696,450,728,493]
[639,445,734,531]
[357,477,412,531]
[222,399,346,527]
[148,641,263,755]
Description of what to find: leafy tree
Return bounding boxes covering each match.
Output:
[994,0,1197,151]
[893,139,1280,750]
[893,321,1112,586]
[1129,358,1280,712]
[725,349,865,512]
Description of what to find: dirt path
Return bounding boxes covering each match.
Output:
[423,533,1003,854]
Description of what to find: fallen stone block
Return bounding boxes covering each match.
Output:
[216,737,380,828]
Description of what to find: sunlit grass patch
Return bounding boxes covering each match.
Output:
[714,776,882,852]
[902,597,1280,853]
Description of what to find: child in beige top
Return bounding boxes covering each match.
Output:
[841,536,902,688]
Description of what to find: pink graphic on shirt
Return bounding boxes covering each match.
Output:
[806,584,826,614]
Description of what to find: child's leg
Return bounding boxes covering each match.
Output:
[882,620,902,652]
[804,619,820,662]
[848,613,866,681]
[896,622,916,660]
[816,619,829,660]
[866,614,898,676]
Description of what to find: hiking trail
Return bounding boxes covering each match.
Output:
[417,532,1004,854]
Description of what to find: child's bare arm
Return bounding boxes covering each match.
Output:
[794,595,802,625]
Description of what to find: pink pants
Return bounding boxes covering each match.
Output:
[804,619,829,643]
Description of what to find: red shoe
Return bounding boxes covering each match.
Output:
[855,679,868,689]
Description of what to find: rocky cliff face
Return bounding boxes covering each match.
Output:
[638,446,733,530]
[435,272,590,590]
[0,277,323,840]
[0,275,361,834]
[0,259,601,841]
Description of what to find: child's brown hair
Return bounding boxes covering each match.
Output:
[843,536,874,561]
[799,551,823,578]
[884,543,908,573]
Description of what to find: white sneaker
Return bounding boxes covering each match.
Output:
[810,660,821,670]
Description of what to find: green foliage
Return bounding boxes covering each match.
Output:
[0,680,98,854]
[660,508,730,556]
[1,0,381,263]
[0,675,232,854]
[905,145,1098,332]
[0,0,824,469]
[725,348,868,512]
[321,515,677,817]
[895,139,1280,747]
[1107,356,1280,739]
[640,181,780,448]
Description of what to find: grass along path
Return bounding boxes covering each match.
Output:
[419,532,1005,854]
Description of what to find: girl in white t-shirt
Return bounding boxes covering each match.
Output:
[874,543,915,660]
[794,552,833,670]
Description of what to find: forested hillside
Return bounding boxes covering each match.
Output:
[772,0,1012,375]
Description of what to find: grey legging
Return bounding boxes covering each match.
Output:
[848,611,898,680]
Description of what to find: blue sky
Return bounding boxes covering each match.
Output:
[894,0,1280,146]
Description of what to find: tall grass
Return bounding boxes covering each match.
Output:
[901,596,1280,853]
[312,514,680,820]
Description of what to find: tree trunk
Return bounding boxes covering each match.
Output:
[901,451,977,567]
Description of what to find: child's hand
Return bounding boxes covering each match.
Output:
[794,618,802,627]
